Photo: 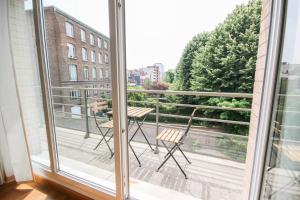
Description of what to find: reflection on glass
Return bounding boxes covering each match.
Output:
[261,0,300,199]
[42,0,115,190]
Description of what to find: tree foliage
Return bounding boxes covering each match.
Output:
[175,32,209,91]
[191,0,261,93]
[164,70,175,84]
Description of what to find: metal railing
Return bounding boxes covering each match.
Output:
[51,86,252,162]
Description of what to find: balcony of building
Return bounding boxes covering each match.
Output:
[30,86,253,200]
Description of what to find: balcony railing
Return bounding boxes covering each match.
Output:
[51,86,252,162]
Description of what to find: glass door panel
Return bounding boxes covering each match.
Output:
[42,0,115,190]
[260,0,300,199]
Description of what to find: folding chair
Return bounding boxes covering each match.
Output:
[91,101,114,159]
[156,107,199,179]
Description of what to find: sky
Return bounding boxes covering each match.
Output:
[43,0,249,70]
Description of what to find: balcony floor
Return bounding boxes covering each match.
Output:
[37,125,245,200]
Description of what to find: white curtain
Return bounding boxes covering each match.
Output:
[0,0,33,183]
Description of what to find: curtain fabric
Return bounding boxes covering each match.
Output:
[0,0,33,184]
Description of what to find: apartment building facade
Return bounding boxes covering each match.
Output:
[44,6,111,115]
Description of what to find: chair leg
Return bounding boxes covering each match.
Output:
[157,141,188,179]
[137,120,154,151]
[129,142,141,167]
[177,145,191,164]
[94,127,114,158]
[94,128,110,150]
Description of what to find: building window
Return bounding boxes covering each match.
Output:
[65,22,74,37]
[67,43,75,58]
[97,38,102,48]
[93,85,97,95]
[99,68,103,78]
[83,67,89,80]
[104,40,108,49]
[69,64,77,81]
[70,90,80,100]
[80,29,86,42]
[104,54,109,64]
[105,69,109,78]
[90,34,94,45]
[91,50,96,63]
[92,67,97,80]
[98,53,103,64]
[82,48,88,61]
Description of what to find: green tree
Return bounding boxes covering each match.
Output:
[175,32,209,91]
[164,70,175,83]
[191,0,261,93]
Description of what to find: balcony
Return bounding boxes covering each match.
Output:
[32,86,251,200]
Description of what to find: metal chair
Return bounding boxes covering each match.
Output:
[156,107,199,179]
[91,101,114,158]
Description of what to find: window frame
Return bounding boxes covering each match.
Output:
[99,53,103,64]
[91,50,96,63]
[69,64,78,81]
[83,66,89,81]
[247,0,286,199]
[70,90,81,100]
[104,53,109,64]
[80,29,86,42]
[92,67,97,80]
[33,0,130,199]
[82,47,88,61]
[67,43,76,58]
[104,40,108,49]
[65,21,74,37]
[90,33,95,45]
[98,37,102,48]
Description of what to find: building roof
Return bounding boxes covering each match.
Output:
[44,6,109,40]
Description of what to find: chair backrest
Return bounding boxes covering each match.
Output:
[183,107,199,137]
[91,101,108,127]
[91,101,108,114]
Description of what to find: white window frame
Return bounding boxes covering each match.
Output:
[70,90,80,100]
[98,53,102,64]
[97,37,102,48]
[104,40,108,49]
[81,29,86,42]
[82,47,88,61]
[83,67,89,80]
[104,53,109,64]
[105,69,109,78]
[92,67,97,80]
[65,21,74,37]
[90,33,94,45]
[69,64,77,81]
[67,43,75,58]
[99,68,103,79]
[93,84,98,95]
[91,50,96,63]
[247,0,285,200]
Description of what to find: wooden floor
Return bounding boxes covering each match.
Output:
[0,180,92,200]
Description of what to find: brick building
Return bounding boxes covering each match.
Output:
[44,6,111,115]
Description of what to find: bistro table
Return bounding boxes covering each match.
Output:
[107,106,155,167]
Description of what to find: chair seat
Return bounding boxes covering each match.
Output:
[98,120,114,128]
[157,128,184,143]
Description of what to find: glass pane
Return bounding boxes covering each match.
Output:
[8,0,50,167]
[42,0,115,190]
[260,0,300,199]
[125,0,260,199]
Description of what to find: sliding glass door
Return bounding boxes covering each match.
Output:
[40,0,117,191]
[260,0,300,199]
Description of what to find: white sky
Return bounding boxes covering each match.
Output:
[43,0,249,70]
